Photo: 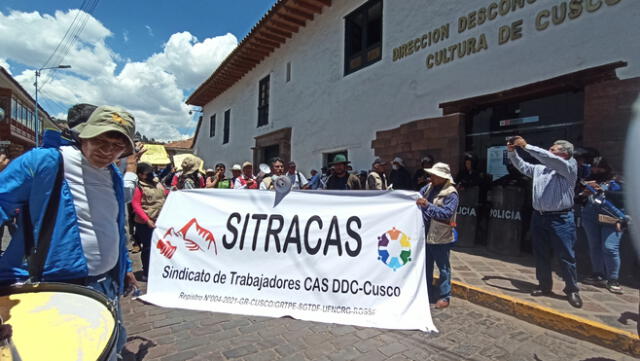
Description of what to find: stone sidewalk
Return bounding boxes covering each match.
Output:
[450,246,639,335]
[121,282,636,361]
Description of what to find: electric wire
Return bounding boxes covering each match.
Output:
[39,0,101,90]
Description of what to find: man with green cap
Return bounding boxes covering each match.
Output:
[324,154,361,190]
[0,105,139,357]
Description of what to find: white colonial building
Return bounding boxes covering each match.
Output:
[189,0,639,176]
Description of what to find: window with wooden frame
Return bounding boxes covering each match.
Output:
[209,114,216,138]
[223,109,231,144]
[286,62,291,82]
[344,0,383,75]
[257,75,270,127]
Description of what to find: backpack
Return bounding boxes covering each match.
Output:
[178,172,201,189]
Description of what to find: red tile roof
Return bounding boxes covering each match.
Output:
[164,137,194,149]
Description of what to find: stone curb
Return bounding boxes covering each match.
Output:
[449,281,640,357]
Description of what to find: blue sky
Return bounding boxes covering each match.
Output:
[0,0,276,140]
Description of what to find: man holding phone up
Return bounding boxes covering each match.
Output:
[507,136,582,308]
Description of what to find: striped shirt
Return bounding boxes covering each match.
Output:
[508,145,577,212]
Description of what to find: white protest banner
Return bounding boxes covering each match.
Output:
[140,189,436,332]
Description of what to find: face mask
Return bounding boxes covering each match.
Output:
[392,164,399,170]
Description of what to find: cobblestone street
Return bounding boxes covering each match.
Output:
[121,281,635,361]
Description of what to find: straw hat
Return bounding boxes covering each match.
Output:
[424,162,455,183]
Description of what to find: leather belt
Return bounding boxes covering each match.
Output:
[537,208,572,215]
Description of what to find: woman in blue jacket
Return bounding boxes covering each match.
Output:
[579,157,626,294]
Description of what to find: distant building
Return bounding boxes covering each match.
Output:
[0,66,53,158]
[189,0,639,175]
[164,137,194,159]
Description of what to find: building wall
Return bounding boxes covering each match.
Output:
[584,77,640,171]
[372,113,465,174]
[194,0,640,173]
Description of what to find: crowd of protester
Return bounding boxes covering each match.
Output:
[149,153,435,193]
[0,102,633,352]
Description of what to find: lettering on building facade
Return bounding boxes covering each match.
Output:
[391,0,623,69]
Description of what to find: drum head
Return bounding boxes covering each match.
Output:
[0,283,117,361]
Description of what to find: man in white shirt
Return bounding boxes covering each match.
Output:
[286,161,308,190]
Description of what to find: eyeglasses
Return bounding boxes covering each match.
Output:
[90,137,127,153]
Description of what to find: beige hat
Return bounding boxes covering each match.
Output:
[425,162,455,184]
[231,164,242,171]
[181,156,198,175]
[242,161,253,169]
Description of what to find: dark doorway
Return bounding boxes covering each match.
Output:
[261,144,280,164]
[253,128,291,167]
[465,90,585,177]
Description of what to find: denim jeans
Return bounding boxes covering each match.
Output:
[531,211,579,294]
[426,243,452,302]
[134,222,154,277]
[581,205,621,280]
[86,273,126,360]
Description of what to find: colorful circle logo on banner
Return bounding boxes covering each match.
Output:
[377,227,412,271]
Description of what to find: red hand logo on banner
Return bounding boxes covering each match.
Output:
[156,237,177,259]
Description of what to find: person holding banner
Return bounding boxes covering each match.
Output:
[171,156,205,190]
[230,164,242,187]
[324,154,361,190]
[366,157,388,190]
[132,162,168,280]
[0,105,139,357]
[416,162,459,309]
[235,161,259,189]
[206,163,233,189]
[260,157,285,190]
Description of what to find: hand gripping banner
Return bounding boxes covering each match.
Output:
[140,189,436,332]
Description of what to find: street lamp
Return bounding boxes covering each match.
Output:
[34,64,71,146]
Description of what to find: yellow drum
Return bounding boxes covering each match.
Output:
[0,283,117,361]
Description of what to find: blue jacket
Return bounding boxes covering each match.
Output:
[0,132,131,294]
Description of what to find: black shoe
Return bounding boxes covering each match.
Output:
[568,292,583,308]
[582,275,606,287]
[531,289,552,297]
[606,280,623,294]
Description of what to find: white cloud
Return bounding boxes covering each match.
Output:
[123,30,129,43]
[147,31,237,90]
[145,25,154,37]
[0,59,10,74]
[0,10,116,78]
[1,9,238,141]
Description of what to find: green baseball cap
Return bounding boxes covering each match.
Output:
[76,105,136,156]
[329,154,350,165]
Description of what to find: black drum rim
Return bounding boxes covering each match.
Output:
[0,282,118,361]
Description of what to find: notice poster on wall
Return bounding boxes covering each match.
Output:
[487,146,509,180]
[141,189,436,332]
